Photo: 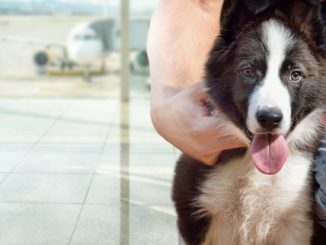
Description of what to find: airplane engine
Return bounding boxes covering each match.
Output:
[130,51,149,74]
[136,51,148,67]
[33,50,49,74]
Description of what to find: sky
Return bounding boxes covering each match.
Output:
[0,0,158,5]
[0,0,159,12]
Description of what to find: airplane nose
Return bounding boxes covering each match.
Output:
[256,108,283,131]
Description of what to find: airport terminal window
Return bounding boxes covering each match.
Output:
[0,1,178,245]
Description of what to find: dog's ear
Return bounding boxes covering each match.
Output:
[219,0,256,45]
[285,0,324,46]
[219,0,277,45]
[242,0,277,14]
[220,0,325,46]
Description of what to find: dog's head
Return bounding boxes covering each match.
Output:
[206,0,326,174]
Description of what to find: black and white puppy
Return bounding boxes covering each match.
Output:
[173,0,326,244]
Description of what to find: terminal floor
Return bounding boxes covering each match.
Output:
[0,98,179,245]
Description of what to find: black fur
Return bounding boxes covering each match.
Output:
[172,155,211,245]
[243,0,319,15]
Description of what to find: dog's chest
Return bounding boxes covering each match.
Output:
[197,151,313,245]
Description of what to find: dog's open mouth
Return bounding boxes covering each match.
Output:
[250,134,288,175]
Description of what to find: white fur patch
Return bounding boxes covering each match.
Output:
[198,149,313,245]
[247,19,293,135]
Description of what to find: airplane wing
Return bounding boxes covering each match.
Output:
[0,35,65,48]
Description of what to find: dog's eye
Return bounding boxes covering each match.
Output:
[290,70,303,82]
[242,67,255,79]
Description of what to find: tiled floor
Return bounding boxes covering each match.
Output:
[0,98,179,245]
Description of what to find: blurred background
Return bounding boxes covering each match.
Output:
[0,1,180,244]
[0,0,153,96]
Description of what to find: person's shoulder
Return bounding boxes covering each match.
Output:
[156,0,222,12]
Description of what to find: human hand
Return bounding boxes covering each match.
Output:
[150,82,248,166]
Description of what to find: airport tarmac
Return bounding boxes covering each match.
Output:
[0,74,150,99]
[0,15,177,245]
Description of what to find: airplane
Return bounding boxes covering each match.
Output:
[0,17,150,82]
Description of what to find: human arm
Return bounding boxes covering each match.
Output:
[147,0,246,165]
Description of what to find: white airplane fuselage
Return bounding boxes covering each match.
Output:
[66,23,104,67]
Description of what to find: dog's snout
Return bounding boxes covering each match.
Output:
[256,108,283,131]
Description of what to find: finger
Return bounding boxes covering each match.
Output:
[196,116,220,129]
[218,135,248,149]
[198,117,249,146]
[202,154,219,166]
[188,81,209,101]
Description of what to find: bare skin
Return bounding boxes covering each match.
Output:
[147,0,246,165]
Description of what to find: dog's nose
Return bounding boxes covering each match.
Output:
[256,108,283,131]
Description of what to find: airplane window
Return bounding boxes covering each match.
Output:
[0,1,168,245]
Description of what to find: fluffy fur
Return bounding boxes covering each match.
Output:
[173,1,326,244]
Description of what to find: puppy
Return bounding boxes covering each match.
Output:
[173,0,326,244]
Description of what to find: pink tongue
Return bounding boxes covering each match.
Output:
[250,134,288,175]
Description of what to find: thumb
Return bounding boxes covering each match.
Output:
[188,81,209,101]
